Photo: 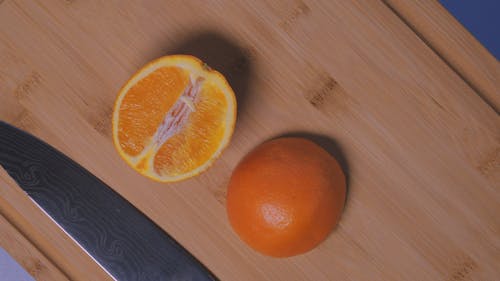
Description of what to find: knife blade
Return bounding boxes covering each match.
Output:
[0,121,216,281]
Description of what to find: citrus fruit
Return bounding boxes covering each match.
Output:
[226,137,346,257]
[112,55,236,182]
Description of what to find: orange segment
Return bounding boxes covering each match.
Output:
[117,66,189,156]
[112,55,236,182]
[154,82,228,176]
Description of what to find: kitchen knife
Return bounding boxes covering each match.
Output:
[0,121,216,281]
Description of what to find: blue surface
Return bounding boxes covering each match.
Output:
[0,247,35,281]
[440,0,500,60]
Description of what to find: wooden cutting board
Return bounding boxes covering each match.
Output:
[0,0,498,280]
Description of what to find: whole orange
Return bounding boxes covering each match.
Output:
[226,137,346,257]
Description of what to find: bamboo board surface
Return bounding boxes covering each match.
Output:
[0,211,68,281]
[384,0,500,112]
[0,1,499,280]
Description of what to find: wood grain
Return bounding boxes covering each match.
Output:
[0,212,68,281]
[383,0,500,113]
[0,0,499,280]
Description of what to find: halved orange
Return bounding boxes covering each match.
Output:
[112,55,236,182]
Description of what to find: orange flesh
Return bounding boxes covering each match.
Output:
[117,66,189,156]
[154,82,227,176]
[117,65,229,177]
